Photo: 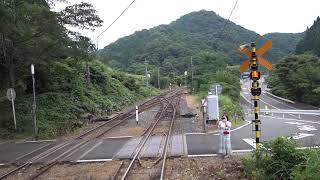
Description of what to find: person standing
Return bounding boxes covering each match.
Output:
[218,115,232,156]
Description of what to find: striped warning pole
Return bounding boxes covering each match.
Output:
[250,42,261,150]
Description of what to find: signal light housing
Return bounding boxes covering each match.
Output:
[251,88,262,96]
[250,71,261,80]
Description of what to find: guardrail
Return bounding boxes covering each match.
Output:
[257,109,320,119]
[264,90,295,104]
[260,109,320,115]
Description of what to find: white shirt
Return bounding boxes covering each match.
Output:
[218,120,232,137]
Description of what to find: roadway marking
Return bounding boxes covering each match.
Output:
[210,120,251,135]
[231,120,251,132]
[285,122,304,125]
[297,125,317,131]
[78,140,103,160]
[242,138,264,149]
[75,159,112,163]
[260,115,320,125]
[292,133,314,140]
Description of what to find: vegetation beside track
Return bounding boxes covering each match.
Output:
[0,60,158,139]
[242,137,320,179]
[0,1,159,139]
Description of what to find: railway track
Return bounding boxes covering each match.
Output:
[113,91,182,180]
[0,90,182,180]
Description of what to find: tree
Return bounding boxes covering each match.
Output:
[296,16,320,56]
[0,0,102,93]
[267,54,320,106]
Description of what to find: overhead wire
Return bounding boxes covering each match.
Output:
[218,0,240,38]
[92,0,137,47]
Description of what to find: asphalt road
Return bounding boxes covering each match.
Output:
[239,78,320,148]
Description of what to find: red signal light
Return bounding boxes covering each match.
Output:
[250,71,261,80]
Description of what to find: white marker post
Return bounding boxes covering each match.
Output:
[7,88,17,130]
[31,64,38,140]
[11,90,16,130]
[135,106,139,124]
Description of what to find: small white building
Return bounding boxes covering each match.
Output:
[207,93,219,122]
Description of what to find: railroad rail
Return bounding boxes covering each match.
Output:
[0,90,180,180]
[118,91,182,180]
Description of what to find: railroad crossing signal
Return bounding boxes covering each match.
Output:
[239,40,273,73]
[238,40,273,150]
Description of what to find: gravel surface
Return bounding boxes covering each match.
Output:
[165,156,246,180]
[0,155,245,180]
[103,106,161,137]
[174,95,206,134]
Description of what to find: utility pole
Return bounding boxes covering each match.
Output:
[191,56,193,92]
[145,58,148,87]
[157,67,160,89]
[31,64,38,140]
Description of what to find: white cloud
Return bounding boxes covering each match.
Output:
[54,0,320,48]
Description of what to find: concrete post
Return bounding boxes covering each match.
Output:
[135,106,139,124]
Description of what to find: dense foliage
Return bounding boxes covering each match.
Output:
[264,32,304,59]
[296,17,320,56]
[267,55,320,106]
[0,0,158,139]
[242,137,320,180]
[0,59,157,139]
[0,0,102,92]
[99,10,303,76]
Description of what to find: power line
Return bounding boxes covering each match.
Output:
[218,0,240,38]
[93,0,137,43]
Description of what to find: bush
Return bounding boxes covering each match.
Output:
[292,149,320,180]
[219,95,243,120]
[242,137,306,180]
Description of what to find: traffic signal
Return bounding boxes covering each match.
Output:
[251,88,261,96]
[250,71,261,80]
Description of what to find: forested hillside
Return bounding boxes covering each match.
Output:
[296,17,320,56]
[99,10,303,75]
[267,17,320,107]
[0,1,157,139]
[267,54,320,106]
[264,32,304,59]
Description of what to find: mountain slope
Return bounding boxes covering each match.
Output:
[99,10,303,74]
[296,16,320,56]
[264,32,304,60]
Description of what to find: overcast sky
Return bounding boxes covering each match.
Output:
[55,0,320,48]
